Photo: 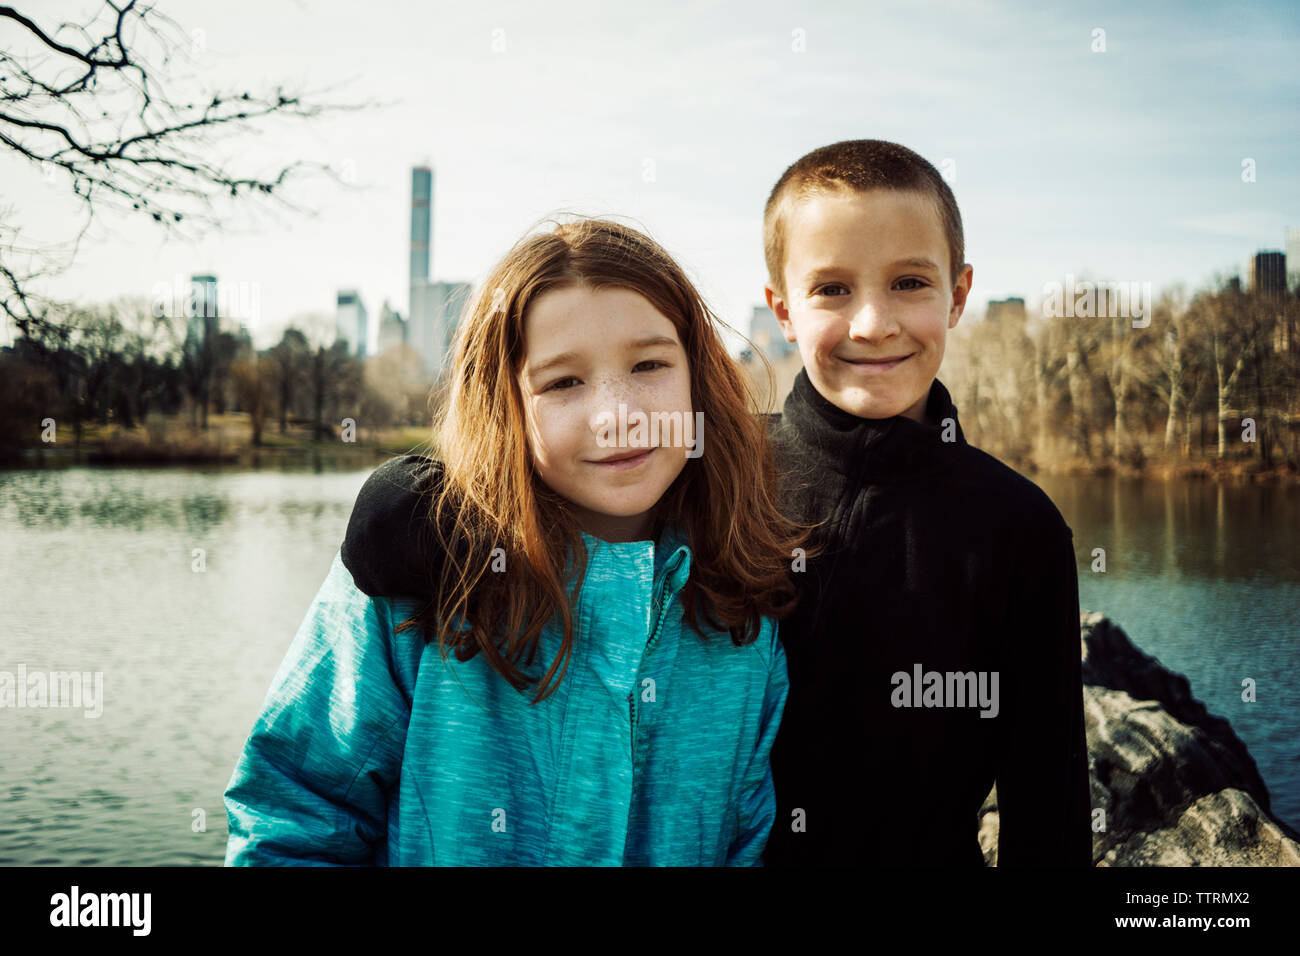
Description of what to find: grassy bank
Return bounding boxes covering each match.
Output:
[1009,453,1300,484]
[10,413,435,466]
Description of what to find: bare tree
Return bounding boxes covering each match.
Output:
[280,311,355,441]
[110,294,172,426]
[1243,293,1279,466]
[0,1,366,335]
[1198,287,1254,458]
[1062,320,1102,458]
[230,353,274,446]
[267,326,309,434]
[1129,284,1195,454]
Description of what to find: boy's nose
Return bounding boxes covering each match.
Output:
[848,301,901,339]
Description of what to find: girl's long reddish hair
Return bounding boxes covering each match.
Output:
[399,215,817,703]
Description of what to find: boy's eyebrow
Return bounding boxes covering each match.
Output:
[528,335,680,376]
[890,257,941,273]
[801,258,941,285]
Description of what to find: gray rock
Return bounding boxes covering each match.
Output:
[979,611,1300,866]
[1100,789,1300,866]
[1079,612,1273,811]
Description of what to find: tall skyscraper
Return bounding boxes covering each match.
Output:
[407,164,470,377]
[411,166,432,290]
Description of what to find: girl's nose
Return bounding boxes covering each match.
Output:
[588,379,648,438]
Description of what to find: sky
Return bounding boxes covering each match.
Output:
[1,0,1297,352]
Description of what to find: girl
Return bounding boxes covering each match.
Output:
[222,216,814,865]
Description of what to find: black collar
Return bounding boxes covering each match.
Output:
[775,367,967,481]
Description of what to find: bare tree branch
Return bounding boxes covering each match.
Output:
[0,0,383,330]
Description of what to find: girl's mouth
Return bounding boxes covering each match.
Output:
[588,448,656,471]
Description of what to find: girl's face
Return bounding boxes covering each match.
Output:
[516,284,694,543]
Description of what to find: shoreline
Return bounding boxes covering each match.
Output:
[992,454,1299,486]
[1,442,410,469]
[0,414,431,469]
[3,415,1298,485]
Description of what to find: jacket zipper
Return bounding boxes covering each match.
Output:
[622,567,683,862]
[630,581,676,762]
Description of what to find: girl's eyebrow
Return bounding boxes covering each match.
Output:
[529,335,680,376]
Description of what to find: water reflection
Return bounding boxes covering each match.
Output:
[1037,475,1300,586]
[0,465,1296,864]
[0,462,384,866]
[1038,473,1300,834]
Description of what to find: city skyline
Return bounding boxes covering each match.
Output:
[1,0,1297,354]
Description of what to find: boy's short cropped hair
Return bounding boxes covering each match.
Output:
[763,139,966,299]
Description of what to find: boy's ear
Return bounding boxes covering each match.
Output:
[948,263,974,329]
[764,283,798,343]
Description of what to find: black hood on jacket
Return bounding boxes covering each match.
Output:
[341,454,443,598]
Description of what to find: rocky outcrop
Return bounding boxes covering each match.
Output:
[979,611,1300,866]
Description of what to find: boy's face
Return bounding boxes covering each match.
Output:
[765,187,973,422]
[516,284,693,543]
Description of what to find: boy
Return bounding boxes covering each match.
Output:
[758,139,1092,866]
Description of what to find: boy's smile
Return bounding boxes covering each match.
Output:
[765,188,973,422]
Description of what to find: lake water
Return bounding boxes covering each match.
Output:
[1037,474,1300,835]
[1,463,1297,865]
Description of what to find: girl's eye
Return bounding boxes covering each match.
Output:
[543,361,667,392]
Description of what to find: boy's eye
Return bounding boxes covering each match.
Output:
[542,361,669,392]
[815,279,928,296]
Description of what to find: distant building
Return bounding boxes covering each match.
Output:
[986,296,1027,325]
[377,299,408,354]
[186,275,219,350]
[336,290,369,358]
[748,304,794,362]
[410,280,471,374]
[1286,228,1300,294]
[1249,251,1286,300]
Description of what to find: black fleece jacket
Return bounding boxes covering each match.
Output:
[338,371,1093,867]
[761,370,1091,867]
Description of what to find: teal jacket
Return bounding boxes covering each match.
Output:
[223,520,788,866]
